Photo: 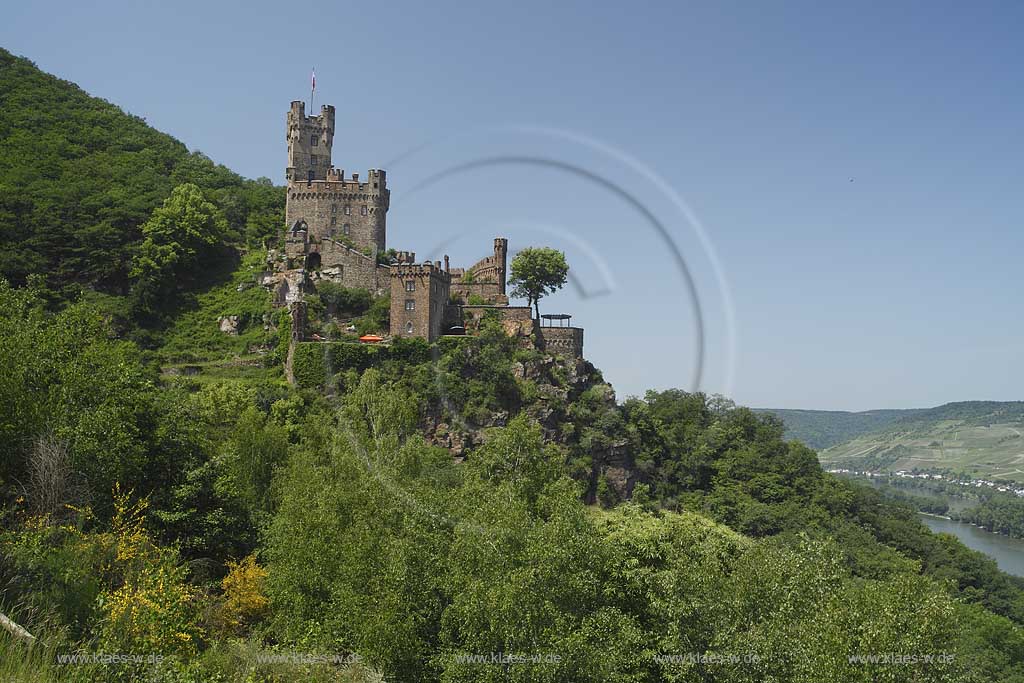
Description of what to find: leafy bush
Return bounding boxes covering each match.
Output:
[94,489,202,661]
[354,294,390,335]
[290,343,329,390]
[317,282,371,318]
[214,555,269,636]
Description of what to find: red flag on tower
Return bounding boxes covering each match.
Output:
[311,68,316,93]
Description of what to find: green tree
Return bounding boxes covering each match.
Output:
[508,247,569,318]
[130,182,227,316]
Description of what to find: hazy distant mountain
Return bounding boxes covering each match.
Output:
[753,408,920,450]
[773,401,1024,484]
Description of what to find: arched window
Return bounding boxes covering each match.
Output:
[405,321,414,334]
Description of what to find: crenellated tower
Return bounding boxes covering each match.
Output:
[284,101,389,254]
[286,101,334,183]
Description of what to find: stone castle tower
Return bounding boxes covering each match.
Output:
[284,101,389,253]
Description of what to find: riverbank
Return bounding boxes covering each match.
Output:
[920,514,1024,578]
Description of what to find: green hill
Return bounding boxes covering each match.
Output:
[819,401,1024,482]
[0,47,283,314]
[755,407,920,449]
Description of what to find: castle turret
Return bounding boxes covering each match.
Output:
[286,101,335,183]
[493,237,508,296]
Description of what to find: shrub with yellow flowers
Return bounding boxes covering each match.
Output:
[214,554,269,636]
[93,485,203,658]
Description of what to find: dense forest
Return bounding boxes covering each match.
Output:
[4,48,1024,682]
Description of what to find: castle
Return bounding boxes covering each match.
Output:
[268,100,583,358]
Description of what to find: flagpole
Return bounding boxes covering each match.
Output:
[310,68,315,110]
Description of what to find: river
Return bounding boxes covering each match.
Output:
[920,514,1024,578]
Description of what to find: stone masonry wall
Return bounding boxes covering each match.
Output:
[390,263,451,341]
[286,101,334,182]
[537,326,584,359]
[458,305,534,340]
[285,170,388,254]
[309,240,390,295]
[449,238,508,304]
[450,281,510,305]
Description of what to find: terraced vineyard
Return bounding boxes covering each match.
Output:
[816,402,1024,483]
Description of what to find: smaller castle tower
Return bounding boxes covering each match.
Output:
[286,101,335,183]
[493,237,508,297]
[390,262,451,341]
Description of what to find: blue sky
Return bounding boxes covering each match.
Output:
[3,0,1022,410]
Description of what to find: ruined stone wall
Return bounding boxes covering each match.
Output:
[284,225,309,262]
[390,263,451,341]
[304,238,389,295]
[537,326,584,359]
[449,282,509,305]
[270,271,308,307]
[458,305,534,340]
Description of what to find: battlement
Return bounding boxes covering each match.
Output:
[320,168,388,191]
[449,237,508,304]
[287,177,389,198]
[389,261,451,282]
[450,237,507,282]
[537,325,585,359]
[286,102,335,183]
[287,101,335,132]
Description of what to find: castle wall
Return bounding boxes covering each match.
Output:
[450,281,509,305]
[449,238,508,304]
[458,305,533,338]
[390,263,451,342]
[309,240,390,295]
[537,326,584,359]
[285,169,388,254]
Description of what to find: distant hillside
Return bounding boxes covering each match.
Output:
[0,47,283,307]
[819,401,1024,483]
[754,407,919,449]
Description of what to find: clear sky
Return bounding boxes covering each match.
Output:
[3,0,1022,411]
